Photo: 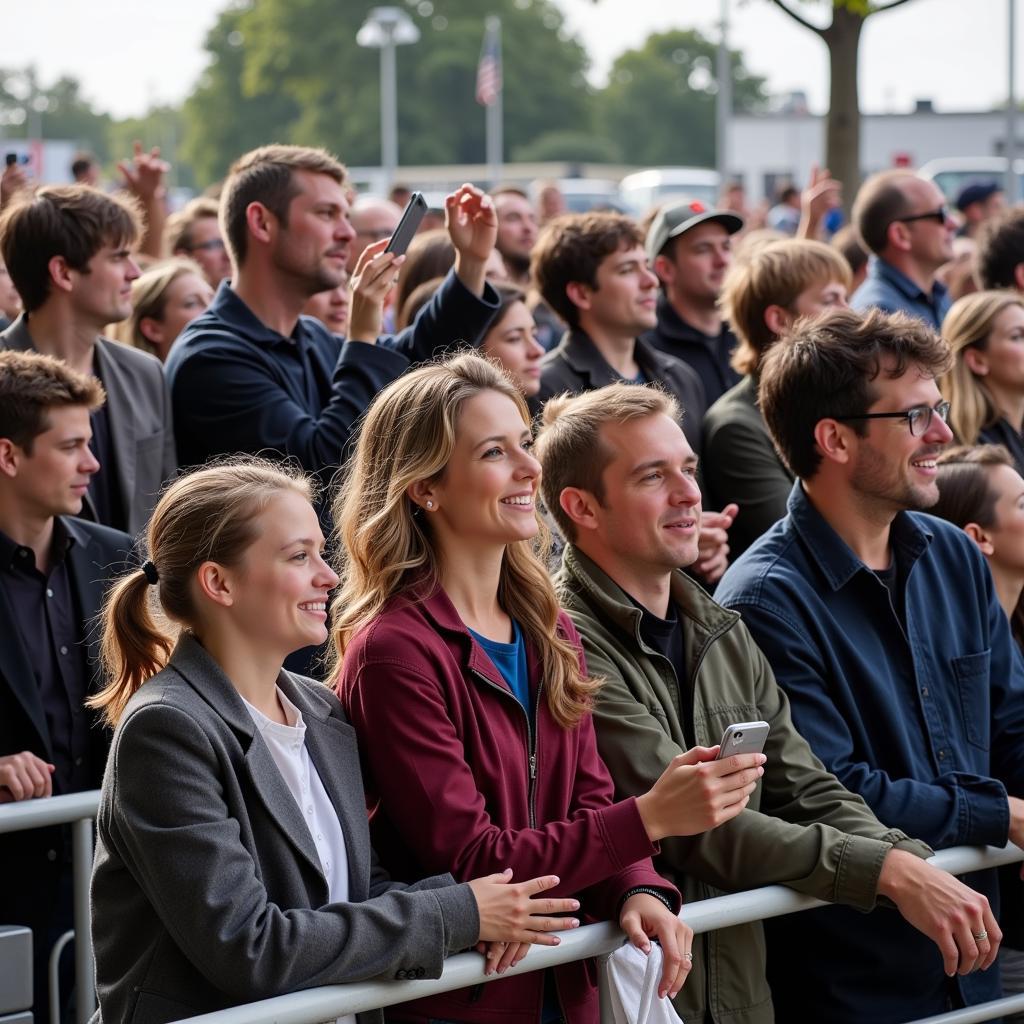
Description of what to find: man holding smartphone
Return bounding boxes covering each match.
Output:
[166,145,501,477]
[535,381,1000,1024]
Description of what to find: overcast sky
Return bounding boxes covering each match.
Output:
[0,0,1018,120]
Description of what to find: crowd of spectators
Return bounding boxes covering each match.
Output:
[2,141,1024,1024]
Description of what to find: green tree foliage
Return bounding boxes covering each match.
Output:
[513,130,621,164]
[0,67,111,160]
[600,29,769,168]
[180,0,594,182]
[180,4,301,186]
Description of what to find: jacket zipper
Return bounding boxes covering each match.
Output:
[470,667,538,828]
[467,666,542,1008]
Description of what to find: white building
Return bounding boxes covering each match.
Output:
[728,103,1015,201]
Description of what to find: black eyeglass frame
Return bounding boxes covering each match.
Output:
[834,400,951,437]
[893,205,951,226]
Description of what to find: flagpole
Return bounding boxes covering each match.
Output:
[485,16,503,188]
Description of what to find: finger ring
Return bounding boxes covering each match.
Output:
[682,952,694,961]
[974,930,989,942]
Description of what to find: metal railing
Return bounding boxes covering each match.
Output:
[175,842,1024,1024]
[0,790,99,1024]
[3,792,1024,1024]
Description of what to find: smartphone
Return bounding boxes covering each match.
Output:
[384,191,427,256]
[716,721,770,759]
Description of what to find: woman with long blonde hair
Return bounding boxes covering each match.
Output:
[941,290,1024,471]
[332,352,763,1024]
[88,458,580,1024]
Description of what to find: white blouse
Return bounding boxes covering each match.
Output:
[242,688,356,1024]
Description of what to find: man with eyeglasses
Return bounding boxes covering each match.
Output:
[850,169,955,329]
[164,196,232,287]
[716,306,1024,1023]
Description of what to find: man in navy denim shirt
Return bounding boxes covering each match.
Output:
[716,307,1024,1024]
[850,170,954,330]
[166,145,500,475]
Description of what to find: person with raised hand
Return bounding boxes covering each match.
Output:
[165,146,501,479]
[332,352,765,1024]
[88,458,579,1024]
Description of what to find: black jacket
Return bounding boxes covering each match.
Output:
[0,517,132,936]
[166,270,499,474]
[534,328,707,455]
[643,294,741,407]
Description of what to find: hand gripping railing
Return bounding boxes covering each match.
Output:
[3,792,1023,1024]
[174,843,1024,1024]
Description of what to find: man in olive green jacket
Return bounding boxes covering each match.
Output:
[534,382,1000,1024]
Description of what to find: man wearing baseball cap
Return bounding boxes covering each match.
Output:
[643,200,744,406]
[955,180,1005,240]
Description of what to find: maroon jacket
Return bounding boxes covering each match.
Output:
[338,584,678,1024]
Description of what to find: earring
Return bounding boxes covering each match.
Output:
[425,500,434,509]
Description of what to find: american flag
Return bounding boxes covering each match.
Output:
[475,19,502,107]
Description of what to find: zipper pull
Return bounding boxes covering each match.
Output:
[529,754,537,779]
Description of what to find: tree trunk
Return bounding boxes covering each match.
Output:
[822,6,864,212]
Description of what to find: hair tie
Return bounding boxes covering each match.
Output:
[141,560,159,586]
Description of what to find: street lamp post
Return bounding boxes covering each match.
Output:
[357,6,420,190]
[715,0,732,187]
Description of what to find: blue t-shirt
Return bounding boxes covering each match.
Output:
[469,619,531,715]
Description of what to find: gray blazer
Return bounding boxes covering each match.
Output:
[90,635,478,1024]
[0,315,177,536]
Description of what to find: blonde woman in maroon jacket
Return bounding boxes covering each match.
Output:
[331,352,765,1024]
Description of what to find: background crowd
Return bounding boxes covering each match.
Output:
[3,140,1024,1024]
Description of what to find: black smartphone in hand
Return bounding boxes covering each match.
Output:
[384,192,428,257]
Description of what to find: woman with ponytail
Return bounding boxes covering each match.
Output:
[88,458,581,1024]
[332,353,763,1024]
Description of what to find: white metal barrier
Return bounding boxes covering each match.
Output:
[0,790,98,1024]
[2,792,1023,1024]
[170,842,1024,1024]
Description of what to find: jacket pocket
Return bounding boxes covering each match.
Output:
[952,649,991,751]
[130,989,201,1024]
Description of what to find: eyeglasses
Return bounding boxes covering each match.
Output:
[894,205,951,226]
[835,400,951,437]
[190,238,226,252]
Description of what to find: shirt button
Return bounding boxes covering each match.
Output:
[46,588,54,598]
[74,757,83,767]
[47,849,57,862]
[938,750,946,760]
[59,645,68,655]
[920,686,928,697]
[307,805,314,814]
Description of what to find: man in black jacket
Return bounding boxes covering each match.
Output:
[0,350,132,1019]
[166,145,501,476]
[643,200,744,406]
[532,211,735,582]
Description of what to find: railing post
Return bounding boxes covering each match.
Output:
[71,817,95,1024]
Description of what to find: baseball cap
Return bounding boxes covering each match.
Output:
[646,200,744,263]
[955,180,1002,213]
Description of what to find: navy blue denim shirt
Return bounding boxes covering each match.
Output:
[716,482,1024,1021]
[166,269,498,473]
[851,256,951,330]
